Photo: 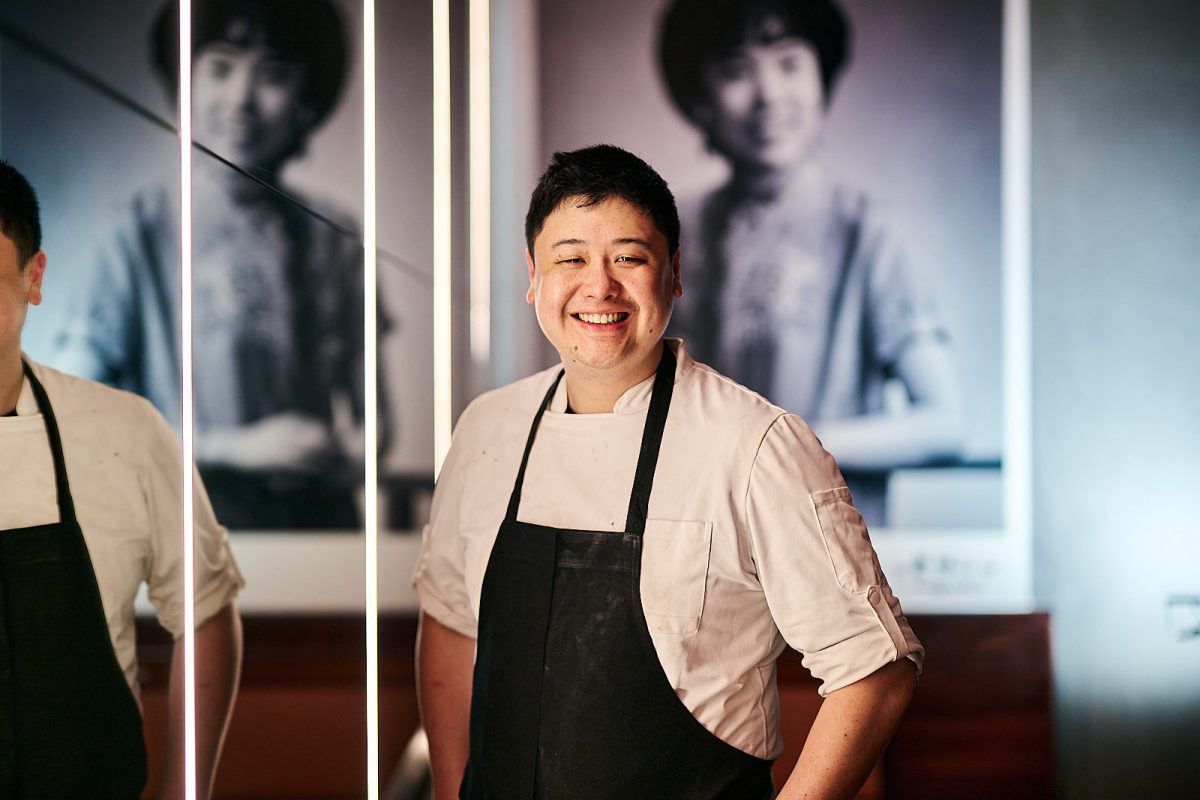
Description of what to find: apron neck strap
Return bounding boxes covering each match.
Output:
[505,369,566,523]
[503,344,677,537]
[624,345,675,536]
[21,361,78,525]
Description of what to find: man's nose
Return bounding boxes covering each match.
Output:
[581,261,621,298]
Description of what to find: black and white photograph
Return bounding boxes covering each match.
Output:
[1,0,435,533]
[537,0,1004,535]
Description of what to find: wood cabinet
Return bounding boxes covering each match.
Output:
[136,613,1052,799]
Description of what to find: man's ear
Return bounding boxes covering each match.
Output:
[525,249,537,305]
[25,251,47,306]
[671,248,683,298]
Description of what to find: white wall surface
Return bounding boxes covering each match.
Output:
[1031,1,1200,796]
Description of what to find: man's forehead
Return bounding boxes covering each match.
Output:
[538,196,662,241]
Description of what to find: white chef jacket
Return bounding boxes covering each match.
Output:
[413,340,922,760]
[0,359,244,699]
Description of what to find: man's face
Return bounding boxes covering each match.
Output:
[695,36,826,172]
[526,197,682,383]
[0,232,45,361]
[192,39,314,172]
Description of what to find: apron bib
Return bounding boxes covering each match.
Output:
[462,347,773,799]
[0,363,147,798]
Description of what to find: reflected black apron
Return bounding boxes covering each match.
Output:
[0,363,147,798]
[461,347,774,799]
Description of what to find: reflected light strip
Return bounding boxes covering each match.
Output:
[363,1,381,798]
[468,0,491,365]
[178,1,198,799]
[1003,0,1033,608]
[434,0,452,474]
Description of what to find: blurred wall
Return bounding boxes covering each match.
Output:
[1031,0,1200,797]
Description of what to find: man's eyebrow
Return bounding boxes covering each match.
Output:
[548,237,654,248]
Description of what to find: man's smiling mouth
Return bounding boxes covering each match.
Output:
[573,312,630,325]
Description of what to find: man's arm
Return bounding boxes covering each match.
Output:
[160,602,243,800]
[416,612,476,800]
[776,659,918,800]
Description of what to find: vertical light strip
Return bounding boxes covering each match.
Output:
[468,0,491,366]
[363,2,380,798]
[177,1,198,798]
[1003,0,1033,608]
[433,0,453,474]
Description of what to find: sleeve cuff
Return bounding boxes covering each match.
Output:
[802,585,925,697]
[413,580,478,639]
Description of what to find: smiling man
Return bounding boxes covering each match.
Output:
[414,145,922,800]
[0,160,242,799]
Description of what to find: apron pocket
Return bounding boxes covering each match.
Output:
[641,519,712,635]
[811,486,884,593]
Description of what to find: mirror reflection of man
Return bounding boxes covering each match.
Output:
[0,161,242,799]
[415,146,921,799]
[660,0,965,526]
[53,0,366,530]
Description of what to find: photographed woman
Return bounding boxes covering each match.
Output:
[659,0,964,524]
[53,0,365,529]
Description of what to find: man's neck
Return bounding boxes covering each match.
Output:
[562,343,665,414]
[0,350,25,416]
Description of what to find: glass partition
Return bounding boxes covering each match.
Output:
[1,0,436,795]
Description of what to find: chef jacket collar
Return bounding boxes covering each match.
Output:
[547,338,690,416]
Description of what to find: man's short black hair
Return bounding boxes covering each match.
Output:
[525,145,681,259]
[0,160,42,269]
[658,0,851,118]
[151,0,348,128]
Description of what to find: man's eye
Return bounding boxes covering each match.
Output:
[556,257,584,265]
[615,255,645,264]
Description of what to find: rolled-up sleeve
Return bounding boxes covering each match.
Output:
[411,409,479,638]
[143,404,243,639]
[746,414,923,696]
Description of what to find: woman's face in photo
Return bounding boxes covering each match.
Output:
[696,36,826,173]
[192,35,315,173]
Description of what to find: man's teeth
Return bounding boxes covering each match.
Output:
[576,312,626,324]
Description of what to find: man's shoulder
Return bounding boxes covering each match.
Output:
[677,351,838,486]
[679,349,784,416]
[29,360,174,442]
[674,347,790,441]
[454,365,562,439]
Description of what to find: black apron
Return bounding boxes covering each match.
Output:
[0,363,147,798]
[462,347,774,800]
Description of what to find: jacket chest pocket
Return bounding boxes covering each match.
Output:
[640,519,713,635]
